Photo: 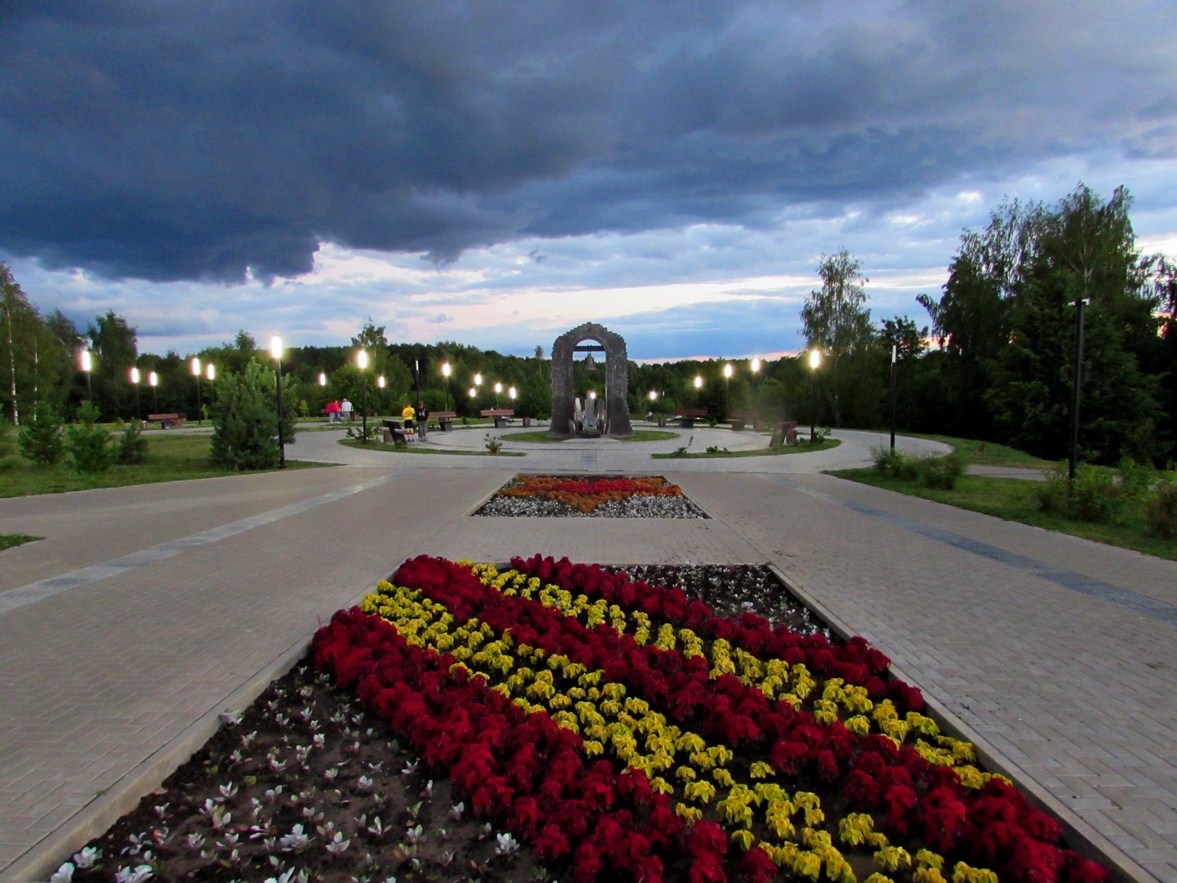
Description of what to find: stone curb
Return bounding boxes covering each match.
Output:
[0,585,373,883]
[770,565,1158,883]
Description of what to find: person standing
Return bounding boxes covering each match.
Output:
[417,401,429,440]
[401,401,416,441]
[341,398,353,423]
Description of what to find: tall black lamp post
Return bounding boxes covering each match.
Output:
[890,344,898,454]
[130,367,141,422]
[1069,298,1088,481]
[808,349,821,443]
[442,362,453,411]
[191,357,202,425]
[271,337,286,468]
[357,349,369,443]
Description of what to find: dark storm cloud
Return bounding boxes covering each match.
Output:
[2,0,1174,282]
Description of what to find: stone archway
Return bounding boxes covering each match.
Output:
[549,322,633,437]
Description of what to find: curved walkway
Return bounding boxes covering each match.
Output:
[0,431,1172,882]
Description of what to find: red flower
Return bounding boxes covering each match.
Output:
[740,845,778,883]
[535,824,571,861]
[574,841,605,883]
[844,769,879,809]
[921,785,968,853]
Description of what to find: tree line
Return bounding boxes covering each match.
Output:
[3,181,1174,467]
[793,184,1177,466]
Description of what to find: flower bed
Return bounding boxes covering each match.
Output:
[475,475,707,518]
[315,555,1108,883]
[55,558,1111,883]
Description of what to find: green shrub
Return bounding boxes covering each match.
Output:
[1036,465,1123,523]
[1145,482,1177,540]
[67,401,115,474]
[117,421,149,465]
[18,408,65,466]
[0,419,16,469]
[210,362,295,471]
[484,433,503,454]
[1117,457,1156,500]
[917,453,965,490]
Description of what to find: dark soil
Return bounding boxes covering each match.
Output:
[56,567,834,883]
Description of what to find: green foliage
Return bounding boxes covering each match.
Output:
[1035,466,1124,523]
[117,420,149,465]
[0,420,16,469]
[670,435,694,457]
[1145,482,1177,539]
[484,433,503,454]
[67,401,115,474]
[872,447,965,490]
[17,408,65,466]
[88,309,139,421]
[210,362,294,471]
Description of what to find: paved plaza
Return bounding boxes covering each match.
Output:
[1,425,1174,881]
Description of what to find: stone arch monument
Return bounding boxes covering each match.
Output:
[549,322,633,437]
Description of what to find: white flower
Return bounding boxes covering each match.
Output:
[356,776,374,791]
[495,832,519,855]
[279,824,312,852]
[185,832,205,850]
[448,801,465,821]
[324,831,351,856]
[48,861,74,882]
[366,816,387,837]
[264,869,308,883]
[405,824,424,845]
[73,846,102,868]
[114,865,154,883]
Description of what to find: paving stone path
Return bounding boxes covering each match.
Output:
[0,426,1173,882]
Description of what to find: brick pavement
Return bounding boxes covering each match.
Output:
[1,458,1175,881]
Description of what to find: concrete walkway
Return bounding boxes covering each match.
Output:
[0,430,1173,881]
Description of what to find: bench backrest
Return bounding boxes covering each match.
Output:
[431,411,457,419]
[147,413,181,420]
[480,409,514,417]
[674,409,707,417]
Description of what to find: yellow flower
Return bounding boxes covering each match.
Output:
[730,829,755,851]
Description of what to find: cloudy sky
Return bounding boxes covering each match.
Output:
[3,1,1177,361]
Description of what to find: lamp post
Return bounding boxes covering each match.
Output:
[378,374,386,416]
[693,374,702,409]
[271,337,286,468]
[357,349,369,443]
[808,349,821,443]
[1069,298,1088,481]
[750,358,761,429]
[890,344,897,454]
[723,363,733,422]
[191,357,202,425]
[318,372,327,418]
[149,371,158,411]
[130,367,141,422]
[80,348,92,400]
[442,362,452,411]
[509,386,517,410]
[493,381,502,409]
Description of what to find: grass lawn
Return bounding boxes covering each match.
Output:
[903,432,1056,469]
[0,533,42,550]
[0,434,326,498]
[831,467,1177,562]
[652,438,842,459]
[339,438,525,456]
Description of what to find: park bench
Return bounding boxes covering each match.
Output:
[147,413,185,429]
[381,420,413,444]
[480,408,514,428]
[674,408,707,429]
[430,410,457,432]
[728,412,766,432]
[769,420,799,448]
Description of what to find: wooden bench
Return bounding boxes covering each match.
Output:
[728,412,766,432]
[381,420,413,444]
[674,408,707,429]
[480,408,514,428]
[147,413,185,429]
[769,420,799,448]
[430,410,457,432]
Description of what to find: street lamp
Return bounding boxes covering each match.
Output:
[130,367,141,422]
[889,344,897,454]
[442,362,452,411]
[378,374,386,415]
[80,348,92,400]
[271,337,286,468]
[493,381,502,408]
[750,358,762,429]
[693,374,703,408]
[808,349,822,443]
[723,363,733,422]
[191,357,202,425]
[148,371,158,411]
[1069,298,1089,481]
[357,349,369,444]
[509,386,517,408]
